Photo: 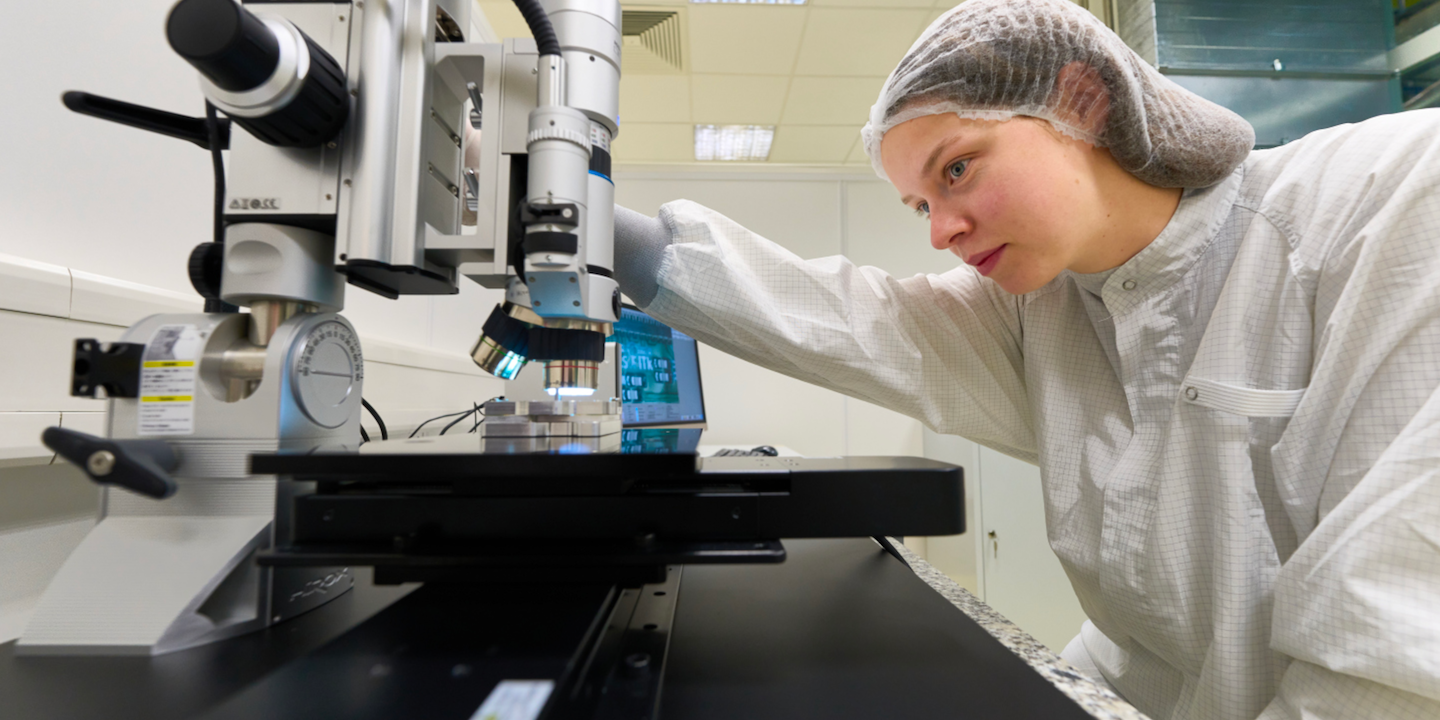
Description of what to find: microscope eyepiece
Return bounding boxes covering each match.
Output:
[166,0,279,92]
[167,0,349,148]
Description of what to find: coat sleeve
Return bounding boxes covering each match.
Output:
[1257,123,1440,718]
[640,199,1037,460]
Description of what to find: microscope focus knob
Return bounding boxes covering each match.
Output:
[166,0,349,148]
[188,242,225,301]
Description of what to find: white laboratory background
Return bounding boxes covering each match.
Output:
[0,0,1089,651]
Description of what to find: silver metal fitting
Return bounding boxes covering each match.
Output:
[543,360,600,397]
[86,450,116,477]
[199,16,311,118]
[471,335,526,380]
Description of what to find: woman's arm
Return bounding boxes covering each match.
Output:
[614,201,1036,460]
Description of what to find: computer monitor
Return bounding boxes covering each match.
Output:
[613,305,706,428]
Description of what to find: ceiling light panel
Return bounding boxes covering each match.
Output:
[695,125,775,161]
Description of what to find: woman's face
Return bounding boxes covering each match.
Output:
[880,114,1117,295]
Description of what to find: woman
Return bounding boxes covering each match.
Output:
[611,1,1440,719]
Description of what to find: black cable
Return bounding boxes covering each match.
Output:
[874,536,911,570]
[202,102,237,314]
[205,102,224,246]
[510,0,561,56]
[359,425,370,444]
[468,396,504,433]
[408,409,474,438]
[440,404,481,435]
[361,399,387,440]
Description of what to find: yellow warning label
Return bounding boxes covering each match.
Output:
[141,396,194,402]
[143,361,196,368]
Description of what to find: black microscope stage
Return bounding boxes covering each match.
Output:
[253,429,964,586]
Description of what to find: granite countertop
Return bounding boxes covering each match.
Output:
[891,540,1150,720]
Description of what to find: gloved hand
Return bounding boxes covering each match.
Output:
[613,205,673,309]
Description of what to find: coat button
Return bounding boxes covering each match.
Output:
[1122,279,1137,291]
[1184,387,1199,401]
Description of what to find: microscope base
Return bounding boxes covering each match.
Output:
[15,516,352,656]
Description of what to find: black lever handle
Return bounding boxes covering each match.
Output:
[61,91,229,151]
[42,427,180,500]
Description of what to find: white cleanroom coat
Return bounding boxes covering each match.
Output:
[629,112,1440,720]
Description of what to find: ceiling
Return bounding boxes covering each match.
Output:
[475,0,960,167]
[476,1,1108,168]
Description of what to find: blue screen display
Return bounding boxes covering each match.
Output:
[612,307,705,426]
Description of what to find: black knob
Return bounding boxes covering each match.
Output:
[188,242,225,300]
[166,0,280,92]
[42,427,180,500]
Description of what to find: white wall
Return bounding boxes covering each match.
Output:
[613,168,960,458]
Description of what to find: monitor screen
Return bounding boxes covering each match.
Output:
[613,306,706,427]
[620,427,704,454]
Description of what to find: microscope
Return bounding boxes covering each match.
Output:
[22,0,624,655]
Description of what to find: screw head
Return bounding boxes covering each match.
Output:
[572,300,580,307]
[86,450,116,476]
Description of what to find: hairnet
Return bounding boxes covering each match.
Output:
[861,0,1254,188]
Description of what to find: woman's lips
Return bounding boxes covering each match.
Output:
[968,245,1006,277]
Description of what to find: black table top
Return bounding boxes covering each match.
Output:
[0,539,1091,720]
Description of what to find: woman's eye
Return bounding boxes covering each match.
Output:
[914,202,930,218]
[947,160,968,179]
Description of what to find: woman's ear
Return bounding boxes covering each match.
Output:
[1051,61,1110,137]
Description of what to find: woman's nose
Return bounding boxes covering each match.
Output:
[930,207,969,251]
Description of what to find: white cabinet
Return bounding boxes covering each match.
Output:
[922,428,1089,652]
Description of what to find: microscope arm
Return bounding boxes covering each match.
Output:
[42,427,180,500]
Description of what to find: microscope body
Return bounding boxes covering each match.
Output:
[22,0,622,655]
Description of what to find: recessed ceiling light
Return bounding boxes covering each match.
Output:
[694,125,775,161]
[690,0,806,4]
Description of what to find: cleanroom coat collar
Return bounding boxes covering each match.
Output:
[1087,168,1245,316]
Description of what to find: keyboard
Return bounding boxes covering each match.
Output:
[712,447,777,457]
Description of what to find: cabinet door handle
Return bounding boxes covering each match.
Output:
[988,530,997,559]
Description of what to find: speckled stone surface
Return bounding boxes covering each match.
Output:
[891,540,1151,720]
